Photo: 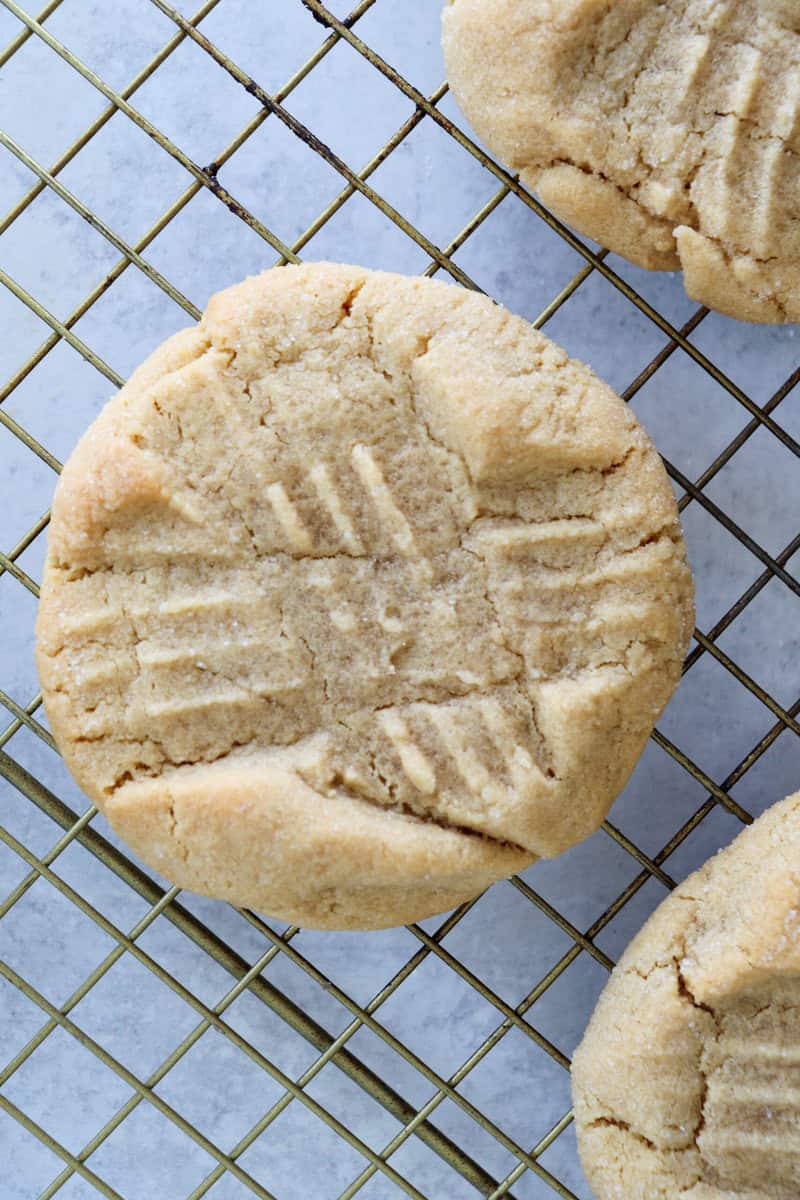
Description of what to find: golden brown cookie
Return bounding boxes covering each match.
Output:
[36,262,693,929]
[572,793,800,1199]
[442,0,800,323]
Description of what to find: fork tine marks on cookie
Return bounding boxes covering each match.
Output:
[479,698,542,789]
[309,461,365,554]
[351,443,417,557]
[266,481,314,554]
[748,135,787,254]
[779,66,800,147]
[378,711,437,795]
[426,704,509,807]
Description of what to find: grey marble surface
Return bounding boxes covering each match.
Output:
[0,2,799,1198]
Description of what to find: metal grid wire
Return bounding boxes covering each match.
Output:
[0,1,798,1197]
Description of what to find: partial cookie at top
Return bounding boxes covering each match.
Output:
[36,262,693,929]
[572,793,800,1200]
[442,0,800,323]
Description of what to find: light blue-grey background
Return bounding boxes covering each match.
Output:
[0,1,798,1197]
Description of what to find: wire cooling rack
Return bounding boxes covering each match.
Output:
[0,2,798,1197]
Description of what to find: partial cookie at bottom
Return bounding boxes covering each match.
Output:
[572,793,800,1199]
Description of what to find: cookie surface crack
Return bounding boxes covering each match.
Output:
[586,1115,660,1153]
[674,953,720,1148]
[325,767,531,854]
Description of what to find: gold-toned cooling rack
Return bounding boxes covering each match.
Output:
[0,2,799,1197]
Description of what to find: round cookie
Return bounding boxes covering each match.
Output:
[573,793,800,1200]
[36,262,693,929]
[442,0,800,323]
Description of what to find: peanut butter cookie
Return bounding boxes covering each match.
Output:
[573,793,800,1199]
[443,0,800,323]
[36,263,693,928]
